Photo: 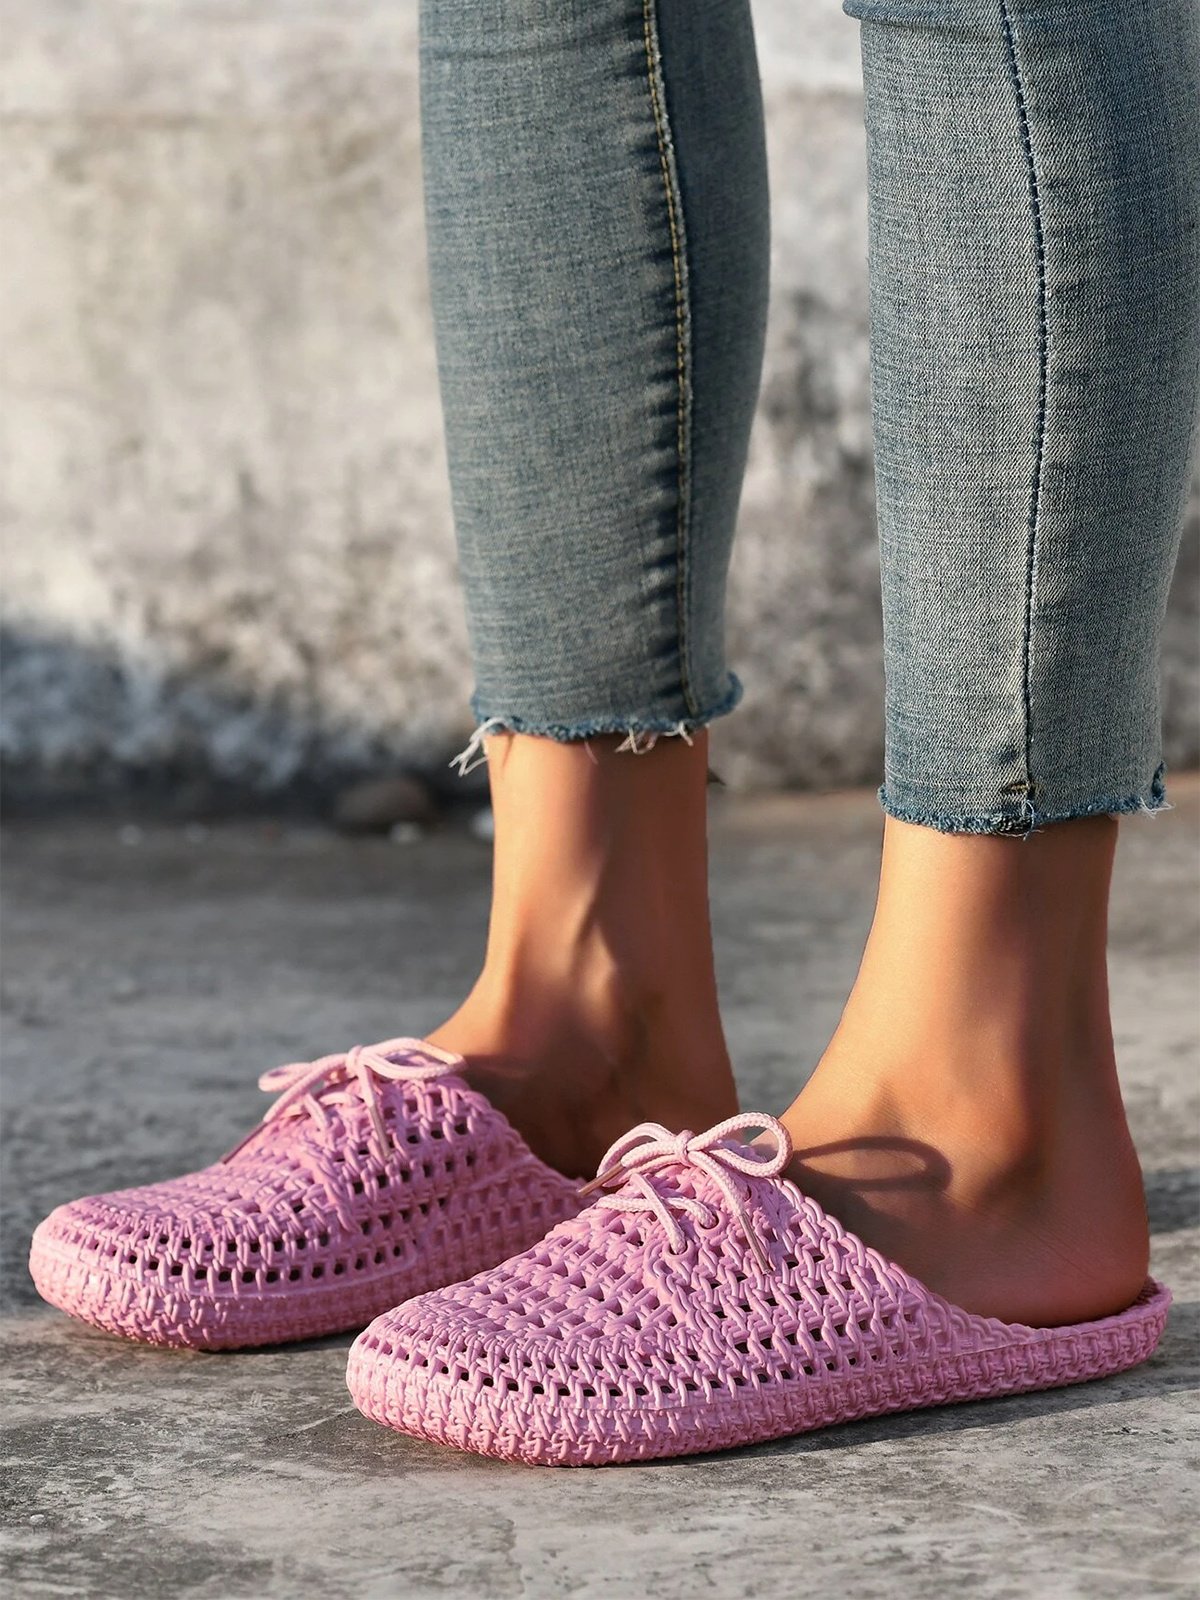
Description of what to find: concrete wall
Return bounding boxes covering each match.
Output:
[2,0,1196,801]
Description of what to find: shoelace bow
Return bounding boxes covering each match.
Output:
[219,1036,464,1169]
[578,1113,793,1272]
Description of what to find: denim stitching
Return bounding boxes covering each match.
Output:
[1000,0,1049,811]
[641,0,699,719]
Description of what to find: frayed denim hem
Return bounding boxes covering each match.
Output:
[878,763,1170,838]
[450,675,744,775]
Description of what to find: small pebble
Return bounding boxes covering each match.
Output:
[388,822,423,845]
[333,773,437,834]
[118,825,143,846]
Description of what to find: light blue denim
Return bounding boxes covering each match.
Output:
[419,0,1200,833]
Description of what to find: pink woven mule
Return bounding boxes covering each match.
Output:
[29,1037,581,1351]
[346,1113,1171,1465]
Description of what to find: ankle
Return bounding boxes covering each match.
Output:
[431,942,737,1177]
[445,940,725,1071]
[426,728,739,1173]
[829,993,1113,1104]
[777,815,1149,1324]
[783,1026,1149,1324]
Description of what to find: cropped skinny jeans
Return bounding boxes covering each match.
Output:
[419,0,1200,834]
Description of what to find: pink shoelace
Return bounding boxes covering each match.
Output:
[219,1036,463,1178]
[578,1113,793,1272]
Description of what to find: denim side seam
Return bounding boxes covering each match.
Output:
[641,0,699,720]
[999,0,1049,813]
[449,675,745,774]
[878,762,1170,838]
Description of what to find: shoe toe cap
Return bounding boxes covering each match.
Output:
[27,1181,264,1346]
[345,1289,690,1464]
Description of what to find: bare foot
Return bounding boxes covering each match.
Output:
[780,811,1150,1328]
[781,1045,1149,1327]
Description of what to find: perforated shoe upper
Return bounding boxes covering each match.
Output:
[30,1037,582,1349]
[347,1113,1170,1464]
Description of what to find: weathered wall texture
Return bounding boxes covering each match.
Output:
[2,0,1196,801]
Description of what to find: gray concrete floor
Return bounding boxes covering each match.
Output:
[2,784,1198,1599]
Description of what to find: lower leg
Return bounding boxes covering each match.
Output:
[429,730,738,1178]
[417,2,765,1176]
[783,0,1198,1325]
[781,812,1149,1326]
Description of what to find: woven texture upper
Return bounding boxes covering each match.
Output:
[29,1037,582,1349]
[347,1114,1171,1464]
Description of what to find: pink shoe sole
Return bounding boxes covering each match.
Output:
[346,1114,1171,1465]
[30,1038,581,1351]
